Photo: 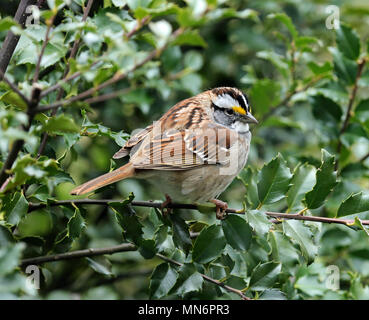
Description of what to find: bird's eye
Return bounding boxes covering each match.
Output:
[225,109,234,115]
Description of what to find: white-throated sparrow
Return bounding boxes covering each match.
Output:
[70,87,258,217]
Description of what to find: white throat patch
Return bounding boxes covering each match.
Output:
[232,121,249,134]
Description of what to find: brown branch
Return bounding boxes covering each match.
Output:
[125,16,150,38]
[33,15,55,84]
[20,243,137,266]
[0,0,38,76]
[28,198,369,227]
[39,62,98,98]
[82,87,132,105]
[156,253,250,300]
[20,242,250,300]
[335,58,367,171]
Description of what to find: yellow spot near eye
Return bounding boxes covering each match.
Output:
[232,106,246,115]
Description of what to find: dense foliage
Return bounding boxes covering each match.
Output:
[1,0,369,300]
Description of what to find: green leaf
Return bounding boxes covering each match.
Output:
[67,207,85,239]
[295,275,326,297]
[0,90,27,110]
[331,48,358,85]
[169,214,192,254]
[283,220,317,263]
[149,263,178,299]
[171,263,203,297]
[0,243,25,277]
[138,239,157,259]
[238,167,259,208]
[304,149,337,209]
[192,225,226,264]
[307,61,332,76]
[173,30,207,47]
[0,17,19,31]
[311,95,343,124]
[268,13,298,39]
[257,153,292,207]
[350,217,369,237]
[3,192,29,226]
[249,78,281,116]
[245,210,272,237]
[248,261,281,291]
[256,52,289,79]
[337,192,369,218]
[287,163,316,211]
[225,246,247,277]
[17,209,53,238]
[42,114,80,134]
[336,24,361,60]
[355,98,369,122]
[112,0,126,8]
[221,215,252,251]
[109,194,143,244]
[86,257,113,276]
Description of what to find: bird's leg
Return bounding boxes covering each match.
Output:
[161,194,173,216]
[210,199,228,220]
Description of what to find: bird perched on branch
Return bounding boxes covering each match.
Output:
[70,87,258,218]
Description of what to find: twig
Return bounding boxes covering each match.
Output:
[20,243,137,266]
[261,75,323,123]
[35,28,184,113]
[0,69,30,105]
[82,87,132,105]
[125,16,150,38]
[40,62,98,98]
[28,199,369,226]
[335,58,367,171]
[0,0,38,76]
[360,151,369,163]
[20,242,250,300]
[40,15,149,99]
[33,15,56,84]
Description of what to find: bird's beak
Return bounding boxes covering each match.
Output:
[243,112,258,124]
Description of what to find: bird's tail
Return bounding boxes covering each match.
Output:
[70,163,135,196]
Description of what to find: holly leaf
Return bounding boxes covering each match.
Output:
[283,220,318,264]
[149,263,178,299]
[257,153,292,207]
[287,163,316,211]
[336,24,361,60]
[192,225,226,264]
[304,150,337,209]
[221,215,252,251]
[337,192,369,218]
[248,261,281,291]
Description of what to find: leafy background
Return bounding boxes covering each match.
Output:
[1,0,369,300]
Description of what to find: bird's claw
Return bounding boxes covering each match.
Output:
[210,199,228,220]
[161,194,173,216]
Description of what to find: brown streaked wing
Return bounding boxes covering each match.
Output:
[113,124,153,159]
[130,124,238,170]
